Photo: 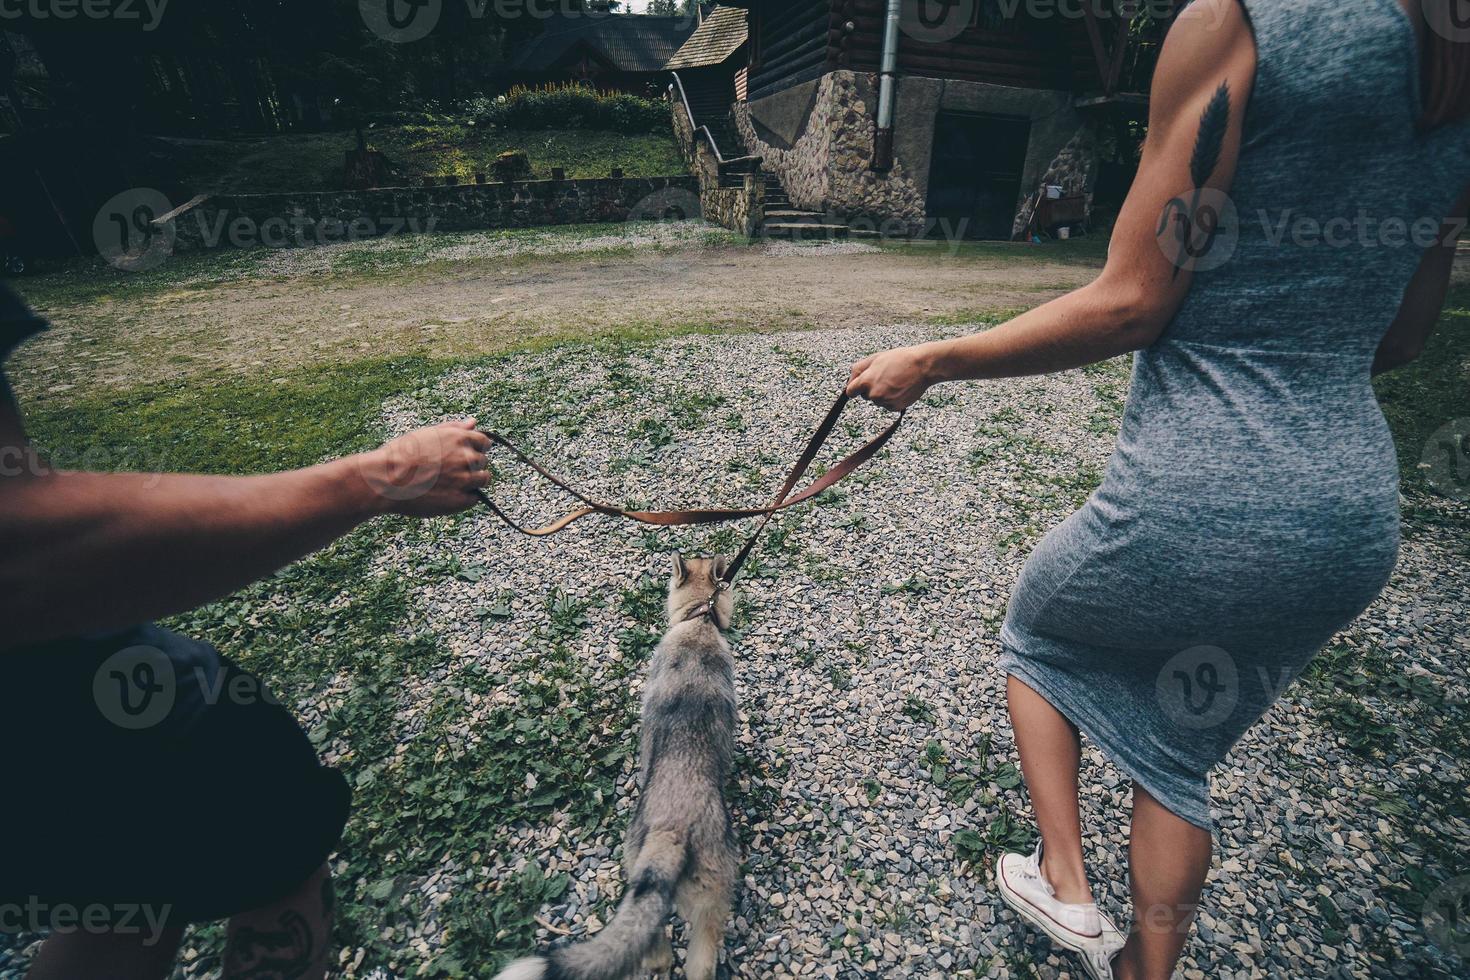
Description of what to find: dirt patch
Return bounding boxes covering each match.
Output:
[10,236,1101,400]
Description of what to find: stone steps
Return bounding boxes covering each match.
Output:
[764,209,827,224]
[763,222,856,240]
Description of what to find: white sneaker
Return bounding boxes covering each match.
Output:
[994,841,1104,952]
[1078,942,1123,980]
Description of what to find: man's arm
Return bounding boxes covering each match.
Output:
[0,395,491,651]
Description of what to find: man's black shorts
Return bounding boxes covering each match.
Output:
[1,625,351,928]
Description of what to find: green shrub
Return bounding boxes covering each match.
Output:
[459,83,668,134]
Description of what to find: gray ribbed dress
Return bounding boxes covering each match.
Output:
[999,0,1470,831]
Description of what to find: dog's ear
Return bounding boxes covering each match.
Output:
[671,552,688,585]
[711,555,730,582]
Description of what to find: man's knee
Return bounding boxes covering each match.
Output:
[224,864,333,980]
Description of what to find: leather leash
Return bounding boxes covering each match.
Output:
[474,392,904,587]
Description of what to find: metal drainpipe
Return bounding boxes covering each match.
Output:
[872,0,903,171]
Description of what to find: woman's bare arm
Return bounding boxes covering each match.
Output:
[847,0,1256,408]
[1372,186,1469,375]
[0,393,492,651]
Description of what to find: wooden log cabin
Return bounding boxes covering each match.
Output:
[691,1,1174,239]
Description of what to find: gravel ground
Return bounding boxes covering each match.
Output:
[248,220,733,280]
[2,319,1462,979]
[326,324,1465,978]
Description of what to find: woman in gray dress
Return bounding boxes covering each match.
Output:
[848,1,1469,977]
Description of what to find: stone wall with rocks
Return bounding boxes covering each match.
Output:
[735,70,926,236]
[738,71,1093,240]
[701,172,765,239]
[1012,126,1098,239]
[159,177,701,252]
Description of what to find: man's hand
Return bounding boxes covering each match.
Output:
[846,344,940,411]
[357,418,492,517]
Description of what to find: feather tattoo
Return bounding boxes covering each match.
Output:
[1190,82,1232,191]
[1161,81,1233,279]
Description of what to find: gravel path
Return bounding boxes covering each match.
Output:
[337,323,1468,979]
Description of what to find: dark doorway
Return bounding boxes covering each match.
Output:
[925,111,1032,240]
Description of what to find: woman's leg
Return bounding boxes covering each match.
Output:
[1113,784,1212,980]
[1006,675,1093,903]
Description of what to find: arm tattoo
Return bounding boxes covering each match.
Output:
[1158,80,1233,278]
[225,910,316,980]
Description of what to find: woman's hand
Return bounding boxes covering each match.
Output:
[846,344,940,411]
[357,418,493,517]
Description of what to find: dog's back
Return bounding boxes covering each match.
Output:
[494,556,739,980]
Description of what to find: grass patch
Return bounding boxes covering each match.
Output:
[880,235,1109,267]
[159,126,687,194]
[12,346,675,977]
[1373,283,1470,500]
[16,221,748,315]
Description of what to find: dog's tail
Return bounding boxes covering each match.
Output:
[491,831,684,980]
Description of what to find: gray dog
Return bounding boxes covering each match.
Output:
[495,555,739,980]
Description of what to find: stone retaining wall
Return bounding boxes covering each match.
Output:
[158,176,702,252]
[735,71,926,238]
[670,92,765,238]
[737,69,1095,240]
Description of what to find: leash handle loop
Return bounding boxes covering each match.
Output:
[475,391,904,583]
